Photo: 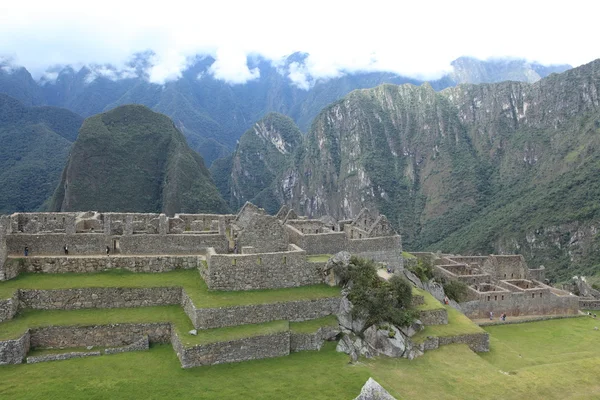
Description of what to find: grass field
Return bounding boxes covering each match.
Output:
[411,305,485,344]
[0,269,341,308]
[2,314,600,399]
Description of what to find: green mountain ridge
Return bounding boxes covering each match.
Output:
[48,105,229,215]
[0,94,84,213]
[216,59,600,280]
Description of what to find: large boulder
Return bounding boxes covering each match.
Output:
[354,378,397,400]
[363,325,407,358]
[324,251,352,287]
[338,296,367,333]
[398,319,423,338]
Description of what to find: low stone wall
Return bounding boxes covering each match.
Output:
[0,292,19,322]
[204,246,322,290]
[19,287,182,310]
[580,299,600,310]
[193,297,341,329]
[0,331,30,365]
[412,295,424,307]
[417,332,489,353]
[29,323,171,349]
[419,309,448,326]
[290,326,340,352]
[12,255,201,274]
[27,351,101,364]
[477,313,587,326]
[172,330,291,368]
[104,335,149,354]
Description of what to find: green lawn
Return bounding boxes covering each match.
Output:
[0,270,341,308]
[307,254,331,263]
[412,287,445,311]
[2,316,600,399]
[290,315,339,333]
[411,305,485,344]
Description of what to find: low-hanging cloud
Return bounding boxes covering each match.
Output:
[0,0,597,87]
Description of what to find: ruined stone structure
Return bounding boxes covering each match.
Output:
[428,254,580,319]
[0,203,402,367]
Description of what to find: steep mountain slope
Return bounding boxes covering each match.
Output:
[211,113,302,213]
[0,94,84,213]
[0,56,572,165]
[220,59,600,279]
[48,105,229,215]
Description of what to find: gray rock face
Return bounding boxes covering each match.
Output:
[324,251,352,287]
[402,269,424,290]
[354,378,397,400]
[363,326,407,358]
[398,319,423,338]
[337,296,366,334]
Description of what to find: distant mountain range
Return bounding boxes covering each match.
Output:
[0,55,571,165]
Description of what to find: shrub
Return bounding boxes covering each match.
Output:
[407,257,434,283]
[443,280,469,303]
[345,257,416,335]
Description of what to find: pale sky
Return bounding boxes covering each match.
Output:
[0,0,597,87]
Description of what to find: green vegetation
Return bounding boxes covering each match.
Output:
[442,280,469,302]
[0,94,83,213]
[2,316,600,399]
[0,269,340,308]
[401,251,416,259]
[47,105,229,214]
[337,257,415,334]
[412,288,445,311]
[289,315,339,334]
[306,254,331,263]
[407,257,434,283]
[192,320,289,346]
[411,306,484,344]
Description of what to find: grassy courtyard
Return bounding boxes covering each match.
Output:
[1,314,600,399]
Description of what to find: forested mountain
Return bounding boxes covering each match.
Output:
[0,56,571,165]
[216,59,600,280]
[0,94,83,213]
[48,105,229,215]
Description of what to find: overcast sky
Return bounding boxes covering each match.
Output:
[0,0,597,87]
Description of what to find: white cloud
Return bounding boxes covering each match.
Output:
[0,0,597,86]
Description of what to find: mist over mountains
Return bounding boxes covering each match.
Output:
[0,54,571,165]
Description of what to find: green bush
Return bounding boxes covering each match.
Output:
[443,280,469,303]
[344,257,416,335]
[408,258,435,283]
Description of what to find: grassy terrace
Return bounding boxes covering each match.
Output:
[411,305,485,344]
[289,315,338,333]
[0,306,291,347]
[412,288,445,311]
[0,269,341,308]
[306,254,331,263]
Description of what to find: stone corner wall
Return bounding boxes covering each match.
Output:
[0,330,30,365]
[419,309,448,326]
[290,326,340,352]
[0,291,19,323]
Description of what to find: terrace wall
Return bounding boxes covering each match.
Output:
[0,292,19,322]
[18,287,182,310]
[10,255,201,274]
[0,331,29,365]
[192,297,342,329]
[290,326,340,352]
[580,299,600,310]
[172,330,290,368]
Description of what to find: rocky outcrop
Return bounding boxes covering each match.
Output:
[324,251,352,287]
[353,378,397,400]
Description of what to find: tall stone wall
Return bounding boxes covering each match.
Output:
[193,297,341,329]
[237,215,289,253]
[6,233,226,256]
[29,323,171,348]
[204,246,321,290]
[0,216,8,280]
[460,291,580,319]
[172,330,291,368]
[579,299,600,310]
[300,233,347,255]
[348,236,403,269]
[482,255,528,281]
[12,255,201,274]
[0,292,19,322]
[18,287,182,310]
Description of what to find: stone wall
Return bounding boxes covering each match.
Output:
[172,330,290,368]
[580,299,600,310]
[460,290,580,319]
[0,291,19,322]
[12,255,201,274]
[104,335,149,354]
[0,216,7,280]
[27,351,101,364]
[204,245,322,290]
[193,297,341,329]
[0,331,30,365]
[299,232,347,256]
[419,309,448,325]
[418,332,489,353]
[482,255,528,281]
[237,215,289,253]
[6,233,226,257]
[290,326,340,352]
[29,323,171,348]
[19,287,182,310]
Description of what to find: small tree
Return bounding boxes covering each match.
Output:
[443,280,468,303]
[345,257,416,335]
